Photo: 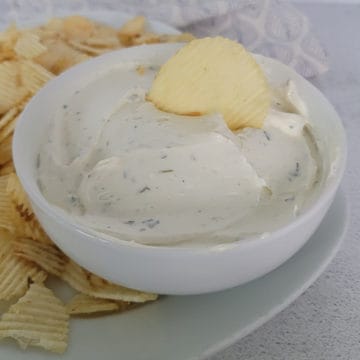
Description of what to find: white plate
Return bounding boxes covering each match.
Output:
[0,190,348,359]
[0,11,349,359]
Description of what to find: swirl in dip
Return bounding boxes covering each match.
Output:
[37,57,324,246]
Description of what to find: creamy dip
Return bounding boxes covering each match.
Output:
[37,60,323,246]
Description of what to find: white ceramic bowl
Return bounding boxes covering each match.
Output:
[13,44,346,295]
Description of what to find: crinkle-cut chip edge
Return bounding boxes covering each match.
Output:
[14,237,158,302]
[0,175,51,243]
[6,173,34,220]
[14,237,67,277]
[66,293,120,315]
[63,260,158,302]
[147,36,270,130]
[0,162,15,176]
[0,282,69,353]
[62,16,96,42]
[12,215,52,244]
[20,60,54,94]
[14,32,47,59]
[67,39,112,55]
[0,134,13,165]
[118,16,146,37]
[132,32,195,46]
[0,61,30,114]
[0,230,47,301]
[34,39,92,75]
[0,107,19,131]
[0,176,16,232]
[85,35,120,48]
[0,113,19,143]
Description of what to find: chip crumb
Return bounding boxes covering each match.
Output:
[0,282,69,353]
[136,65,146,75]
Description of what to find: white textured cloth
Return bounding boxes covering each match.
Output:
[1,0,328,78]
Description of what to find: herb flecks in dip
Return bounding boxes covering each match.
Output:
[37,61,321,246]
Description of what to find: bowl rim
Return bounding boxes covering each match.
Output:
[13,43,348,255]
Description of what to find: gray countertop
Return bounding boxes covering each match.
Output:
[211,2,360,359]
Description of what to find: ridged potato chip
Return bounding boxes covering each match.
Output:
[67,39,110,56]
[84,23,120,48]
[118,16,146,46]
[63,16,95,41]
[132,32,195,46]
[0,24,19,61]
[14,237,67,276]
[85,34,119,48]
[0,175,16,232]
[14,238,158,302]
[63,261,158,302]
[35,38,90,75]
[14,217,51,244]
[0,174,51,243]
[0,283,69,353]
[0,113,18,144]
[0,61,29,115]
[6,173,34,220]
[66,293,122,315]
[14,32,47,59]
[20,60,54,94]
[147,36,270,130]
[0,161,15,176]
[0,107,19,131]
[6,173,51,243]
[0,230,47,301]
[0,135,13,165]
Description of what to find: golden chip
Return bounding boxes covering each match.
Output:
[0,113,18,144]
[132,32,194,46]
[6,173,51,243]
[0,174,51,243]
[0,230,47,301]
[14,32,47,59]
[43,18,64,34]
[20,60,54,94]
[85,35,119,48]
[63,16,95,41]
[35,38,91,75]
[132,32,161,45]
[84,23,120,48]
[66,293,121,315]
[14,238,158,302]
[13,216,52,244]
[0,134,13,165]
[14,237,66,276]
[118,16,146,46]
[0,107,19,131]
[136,65,146,75]
[6,173,33,219]
[0,283,69,353]
[67,39,111,56]
[0,61,29,115]
[0,175,16,232]
[0,24,19,61]
[0,161,15,176]
[63,261,158,302]
[147,36,271,130]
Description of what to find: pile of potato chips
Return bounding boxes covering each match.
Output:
[0,15,194,354]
